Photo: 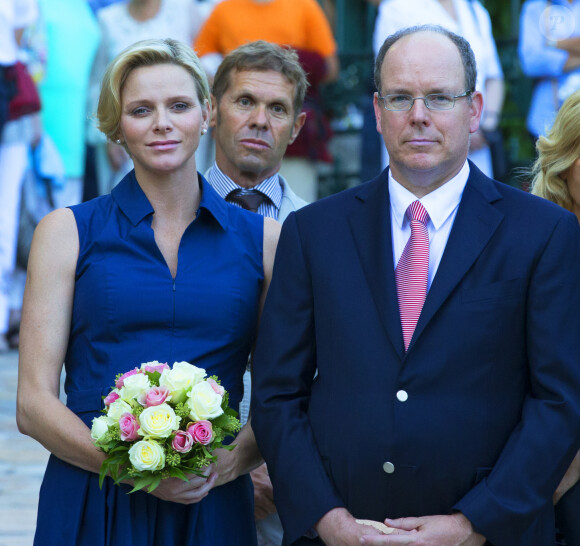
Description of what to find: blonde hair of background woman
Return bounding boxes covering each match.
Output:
[531,89,580,211]
[97,38,210,143]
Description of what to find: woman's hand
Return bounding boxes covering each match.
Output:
[149,464,218,504]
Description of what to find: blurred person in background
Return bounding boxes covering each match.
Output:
[17,37,279,545]
[0,0,40,353]
[373,0,505,179]
[530,88,580,546]
[85,0,211,201]
[519,0,580,140]
[36,0,99,208]
[194,0,339,202]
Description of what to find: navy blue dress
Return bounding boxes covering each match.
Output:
[35,171,263,546]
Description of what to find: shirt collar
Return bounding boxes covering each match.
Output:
[111,169,229,230]
[111,170,154,226]
[208,162,283,210]
[388,160,469,230]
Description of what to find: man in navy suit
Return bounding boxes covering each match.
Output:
[251,25,580,545]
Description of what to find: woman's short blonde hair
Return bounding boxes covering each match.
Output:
[531,89,580,211]
[97,38,210,142]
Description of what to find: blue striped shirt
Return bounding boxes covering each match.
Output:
[206,163,283,220]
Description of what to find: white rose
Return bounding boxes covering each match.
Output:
[119,372,151,400]
[187,381,224,421]
[128,440,166,472]
[90,415,110,441]
[159,361,206,403]
[138,403,181,438]
[140,360,163,369]
[106,398,133,424]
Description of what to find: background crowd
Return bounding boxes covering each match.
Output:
[2,0,580,544]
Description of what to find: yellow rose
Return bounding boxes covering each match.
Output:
[138,403,181,438]
[128,440,166,472]
[187,381,224,421]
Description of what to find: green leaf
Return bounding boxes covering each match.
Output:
[168,467,189,482]
[130,475,156,493]
[98,464,109,489]
[147,475,162,493]
[144,370,161,386]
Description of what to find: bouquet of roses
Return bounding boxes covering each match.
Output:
[90,360,241,493]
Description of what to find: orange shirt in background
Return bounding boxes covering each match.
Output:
[193,0,337,59]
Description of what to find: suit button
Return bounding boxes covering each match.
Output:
[396,390,408,402]
[383,461,395,474]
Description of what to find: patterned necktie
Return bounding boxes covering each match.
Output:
[227,188,268,213]
[395,200,430,351]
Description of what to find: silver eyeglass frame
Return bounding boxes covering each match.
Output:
[377,90,473,111]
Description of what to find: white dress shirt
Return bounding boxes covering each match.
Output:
[389,160,469,290]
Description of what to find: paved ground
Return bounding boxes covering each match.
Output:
[0,349,52,546]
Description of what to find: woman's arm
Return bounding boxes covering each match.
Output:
[16,209,106,473]
[17,208,220,504]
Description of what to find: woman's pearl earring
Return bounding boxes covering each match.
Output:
[201,128,207,135]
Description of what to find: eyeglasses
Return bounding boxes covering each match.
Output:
[377,90,472,111]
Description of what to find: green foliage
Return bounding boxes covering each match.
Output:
[174,402,190,420]
[166,451,181,467]
[144,370,161,386]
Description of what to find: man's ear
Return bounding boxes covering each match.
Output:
[468,90,484,134]
[289,111,307,144]
[209,94,218,128]
[373,92,384,135]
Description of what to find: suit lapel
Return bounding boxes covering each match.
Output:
[347,173,406,358]
[409,167,504,351]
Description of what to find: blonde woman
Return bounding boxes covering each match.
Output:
[531,88,580,545]
[532,89,580,222]
[17,38,279,545]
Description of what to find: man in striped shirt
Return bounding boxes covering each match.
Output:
[205,41,310,546]
[205,41,308,224]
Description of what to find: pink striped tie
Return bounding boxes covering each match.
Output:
[395,200,430,351]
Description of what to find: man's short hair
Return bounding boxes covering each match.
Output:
[212,40,309,117]
[374,25,477,96]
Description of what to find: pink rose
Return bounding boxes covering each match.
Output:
[138,386,171,407]
[207,378,225,397]
[143,362,170,374]
[119,412,140,442]
[115,368,140,389]
[187,420,213,445]
[104,391,120,406]
[172,430,193,453]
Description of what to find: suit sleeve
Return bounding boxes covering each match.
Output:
[251,212,344,544]
[454,212,580,544]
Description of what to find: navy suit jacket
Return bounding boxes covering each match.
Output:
[252,163,580,545]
